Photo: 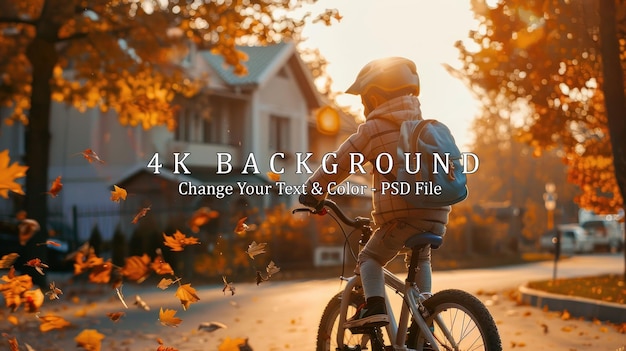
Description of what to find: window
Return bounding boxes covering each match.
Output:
[175,97,242,145]
[269,115,290,152]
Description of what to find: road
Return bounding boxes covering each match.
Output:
[2,253,625,351]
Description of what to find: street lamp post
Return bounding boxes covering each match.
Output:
[543,182,557,230]
[543,182,559,282]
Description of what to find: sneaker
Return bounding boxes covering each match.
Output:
[344,301,389,329]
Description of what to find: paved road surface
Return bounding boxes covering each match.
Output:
[1,253,625,350]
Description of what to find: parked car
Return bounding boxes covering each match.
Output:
[580,219,624,252]
[540,224,594,254]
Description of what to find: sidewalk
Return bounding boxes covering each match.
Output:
[519,284,626,324]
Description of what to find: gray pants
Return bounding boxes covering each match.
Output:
[357,219,443,299]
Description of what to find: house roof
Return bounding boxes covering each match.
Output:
[200,42,323,110]
[201,43,291,86]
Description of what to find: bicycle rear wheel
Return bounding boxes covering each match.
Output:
[317,290,373,351]
[408,289,502,351]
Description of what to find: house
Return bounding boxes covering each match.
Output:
[0,42,363,248]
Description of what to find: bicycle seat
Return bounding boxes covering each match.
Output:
[404,232,442,250]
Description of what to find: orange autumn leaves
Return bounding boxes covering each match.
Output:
[0,149,28,198]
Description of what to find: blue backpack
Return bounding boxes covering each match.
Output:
[378,119,468,208]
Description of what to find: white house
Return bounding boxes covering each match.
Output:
[0,42,360,243]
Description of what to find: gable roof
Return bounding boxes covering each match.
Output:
[200,42,323,109]
[200,42,291,86]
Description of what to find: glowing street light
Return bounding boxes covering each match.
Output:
[543,182,557,230]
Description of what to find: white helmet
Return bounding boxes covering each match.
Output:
[345,57,420,97]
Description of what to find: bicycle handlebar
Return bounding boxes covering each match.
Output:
[292,199,371,228]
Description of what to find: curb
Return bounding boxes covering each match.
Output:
[519,284,626,324]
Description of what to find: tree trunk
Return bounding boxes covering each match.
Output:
[21,0,62,287]
[597,0,626,281]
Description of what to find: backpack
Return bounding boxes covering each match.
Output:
[377,119,468,208]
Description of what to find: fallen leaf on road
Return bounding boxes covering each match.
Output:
[561,310,571,320]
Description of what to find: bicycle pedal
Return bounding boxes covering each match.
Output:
[347,322,387,334]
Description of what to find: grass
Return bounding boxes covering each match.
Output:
[527,273,626,304]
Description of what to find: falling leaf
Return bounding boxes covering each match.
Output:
[115,286,128,309]
[18,219,40,245]
[120,254,151,282]
[46,176,63,198]
[131,205,151,224]
[541,323,549,334]
[176,283,200,310]
[0,149,28,198]
[218,337,252,351]
[75,329,105,351]
[0,253,19,269]
[151,254,175,275]
[157,277,181,290]
[159,308,182,327]
[110,185,127,202]
[255,271,267,286]
[266,260,280,277]
[1,333,19,351]
[23,288,44,312]
[7,315,19,326]
[38,314,71,332]
[45,281,63,300]
[266,171,281,181]
[156,337,179,351]
[24,258,49,275]
[78,148,105,164]
[222,276,235,296]
[73,249,104,275]
[235,217,255,235]
[198,321,227,333]
[88,260,113,284]
[246,241,267,259]
[188,207,219,233]
[37,240,62,247]
[134,295,150,311]
[163,230,201,252]
[106,311,125,322]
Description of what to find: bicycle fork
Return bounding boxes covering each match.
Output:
[337,274,441,351]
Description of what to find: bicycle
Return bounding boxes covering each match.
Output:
[294,199,502,351]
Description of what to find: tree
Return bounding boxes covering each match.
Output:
[0,0,339,256]
[451,0,625,213]
[451,0,626,277]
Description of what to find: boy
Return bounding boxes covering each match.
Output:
[300,57,450,329]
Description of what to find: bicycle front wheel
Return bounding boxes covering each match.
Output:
[317,290,372,351]
[409,289,502,351]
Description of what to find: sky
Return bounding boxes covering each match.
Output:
[298,0,481,149]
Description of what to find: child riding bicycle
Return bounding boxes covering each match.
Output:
[300,57,450,330]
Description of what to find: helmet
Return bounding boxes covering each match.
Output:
[345,57,420,97]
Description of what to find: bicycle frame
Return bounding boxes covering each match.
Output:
[336,267,441,351]
[295,200,462,351]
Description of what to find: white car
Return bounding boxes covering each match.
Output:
[540,224,594,254]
